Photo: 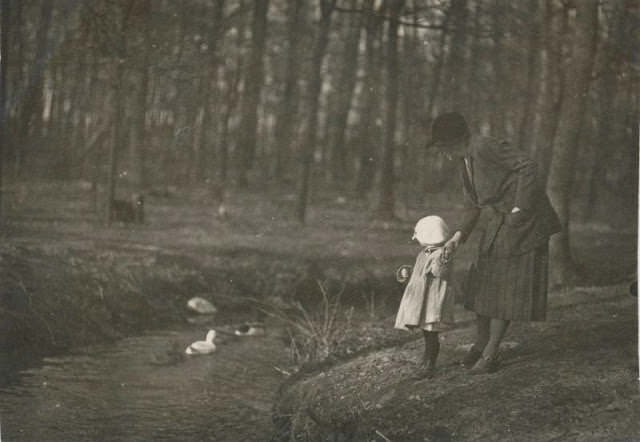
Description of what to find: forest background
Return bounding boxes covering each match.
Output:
[0,0,637,286]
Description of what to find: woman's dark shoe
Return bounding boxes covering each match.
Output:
[469,354,500,375]
[462,346,483,369]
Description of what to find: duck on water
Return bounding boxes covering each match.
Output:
[185,330,217,355]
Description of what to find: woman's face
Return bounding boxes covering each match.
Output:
[436,138,468,161]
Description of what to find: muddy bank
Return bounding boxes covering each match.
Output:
[272,284,639,441]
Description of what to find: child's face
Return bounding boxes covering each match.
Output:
[416,237,445,249]
[416,238,434,248]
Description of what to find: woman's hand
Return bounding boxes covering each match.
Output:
[443,231,462,261]
[505,207,529,226]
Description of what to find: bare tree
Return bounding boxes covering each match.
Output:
[0,0,9,219]
[15,0,53,176]
[355,0,385,199]
[104,0,149,225]
[376,0,404,220]
[516,0,542,152]
[489,0,506,137]
[329,0,364,187]
[547,0,599,285]
[196,0,226,186]
[106,31,127,226]
[273,0,304,183]
[585,0,633,219]
[236,0,269,188]
[444,0,468,111]
[296,0,337,223]
[536,0,569,182]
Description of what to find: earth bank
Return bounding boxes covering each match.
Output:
[272,284,639,441]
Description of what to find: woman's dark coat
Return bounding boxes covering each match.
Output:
[457,136,561,257]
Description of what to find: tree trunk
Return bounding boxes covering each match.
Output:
[376,0,404,219]
[0,0,9,220]
[585,0,631,219]
[547,0,598,285]
[16,0,53,176]
[130,61,149,192]
[516,0,542,152]
[296,0,336,223]
[236,0,269,188]
[399,5,422,213]
[423,7,450,198]
[536,1,569,182]
[106,61,125,226]
[425,13,450,118]
[197,0,225,184]
[273,0,303,183]
[355,0,384,199]
[465,0,481,131]
[64,50,87,180]
[329,0,363,187]
[220,4,247,186]
[444,0,468,111]
[489,0,506,138]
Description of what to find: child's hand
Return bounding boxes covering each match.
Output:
[395,265,412,283]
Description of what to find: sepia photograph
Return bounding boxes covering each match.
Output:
[0,0,638,440]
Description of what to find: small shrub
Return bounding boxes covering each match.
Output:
[258,280,353,366]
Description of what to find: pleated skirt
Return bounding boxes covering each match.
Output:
[464,243,549,321]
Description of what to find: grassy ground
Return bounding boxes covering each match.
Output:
[0,180,637,440]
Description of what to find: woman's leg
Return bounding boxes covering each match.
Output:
[482,318,510,359]
[469,317,510,374]
[463,314,491,368]
[474,314,490,351]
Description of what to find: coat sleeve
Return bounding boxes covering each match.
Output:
[485,140,538,212]
[458,163,481,242]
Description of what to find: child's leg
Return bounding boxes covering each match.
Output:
[422,330,440,367]
[414,330,439,379]
[482,318,510,359]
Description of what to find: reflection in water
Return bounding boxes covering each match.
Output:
[0,329,288,442]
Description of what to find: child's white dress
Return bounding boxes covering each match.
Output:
[394,246,454,331]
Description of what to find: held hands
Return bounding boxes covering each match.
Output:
[443,231,462,261]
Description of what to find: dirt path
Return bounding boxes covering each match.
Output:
[274,284,639,441]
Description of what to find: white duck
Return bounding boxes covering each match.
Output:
[187,297,217,315]
[185,329,217,355]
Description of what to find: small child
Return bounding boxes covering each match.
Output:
[395,215,455,379]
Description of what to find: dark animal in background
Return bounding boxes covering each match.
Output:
[111,194,145,224]
[630,280,637,297]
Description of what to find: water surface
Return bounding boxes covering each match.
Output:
[0,328,288,441]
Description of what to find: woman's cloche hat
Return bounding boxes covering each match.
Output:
[412,216,450,246]
[427,112,470,148]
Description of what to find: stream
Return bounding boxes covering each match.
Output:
[0,327,289,441]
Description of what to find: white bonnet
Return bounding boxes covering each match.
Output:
[412,215,450,246]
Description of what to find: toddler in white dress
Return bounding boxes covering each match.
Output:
[395,216,455,378]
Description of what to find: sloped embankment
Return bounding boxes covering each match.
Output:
[272,285,639,441]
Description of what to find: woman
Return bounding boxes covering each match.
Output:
[428,112,561,374]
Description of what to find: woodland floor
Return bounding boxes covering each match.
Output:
[0,180,637,441]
